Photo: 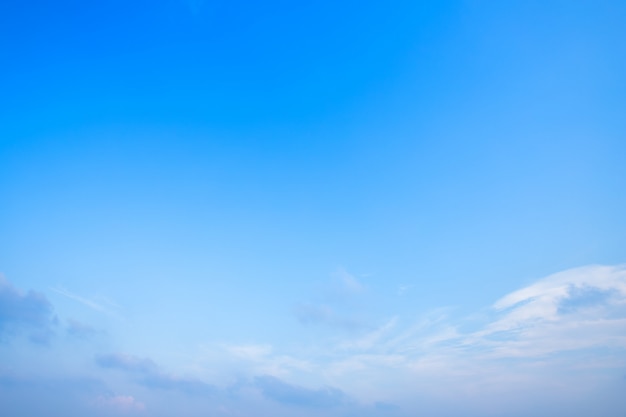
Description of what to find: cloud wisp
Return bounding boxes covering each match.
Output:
[471,264,626,358]
[3,265,625,416]
[332,264,626,360]
[51,287,123,319]
[334,268,366,296]
[245,265,626,414]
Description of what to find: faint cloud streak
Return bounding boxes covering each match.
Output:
[51,286,123,319]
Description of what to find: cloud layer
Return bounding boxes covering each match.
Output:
[2,265,625,416]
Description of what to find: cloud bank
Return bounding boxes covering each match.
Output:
[2,265,625,416]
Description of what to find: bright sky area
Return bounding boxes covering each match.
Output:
[1,1,625,416]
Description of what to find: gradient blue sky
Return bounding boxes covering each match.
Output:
[1,1,625,416]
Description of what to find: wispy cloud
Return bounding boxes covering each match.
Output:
[218,343,313,379]
[6,265,624,416]
[51,286,122,319]
[470,264,626,357]
[249,265,626,410]
[334,268,366,295]
[334,265,626,360]
[338,317,398,351]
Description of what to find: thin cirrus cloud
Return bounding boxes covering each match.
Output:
[217,264,625,415]
[472,264,626,358]
[50,286,123,319]
[342,264,626,361]
[333,268,366,296]
[2,265,625,416]
[296,264,626,412]
[209,264,626,412]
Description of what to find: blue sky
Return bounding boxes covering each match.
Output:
[1,1,625,416]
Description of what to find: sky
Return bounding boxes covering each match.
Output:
[1,0,626,416]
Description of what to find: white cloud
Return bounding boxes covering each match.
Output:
[222,344,314,378]
[470,264,626,356]
[338,317,398,351]
[227,344,274,361]
[182,265,626,416]
[334,268,365,295]
[50,286,123,319]
[239,265,626,410]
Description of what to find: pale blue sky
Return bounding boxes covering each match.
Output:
[1,1,625,416]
